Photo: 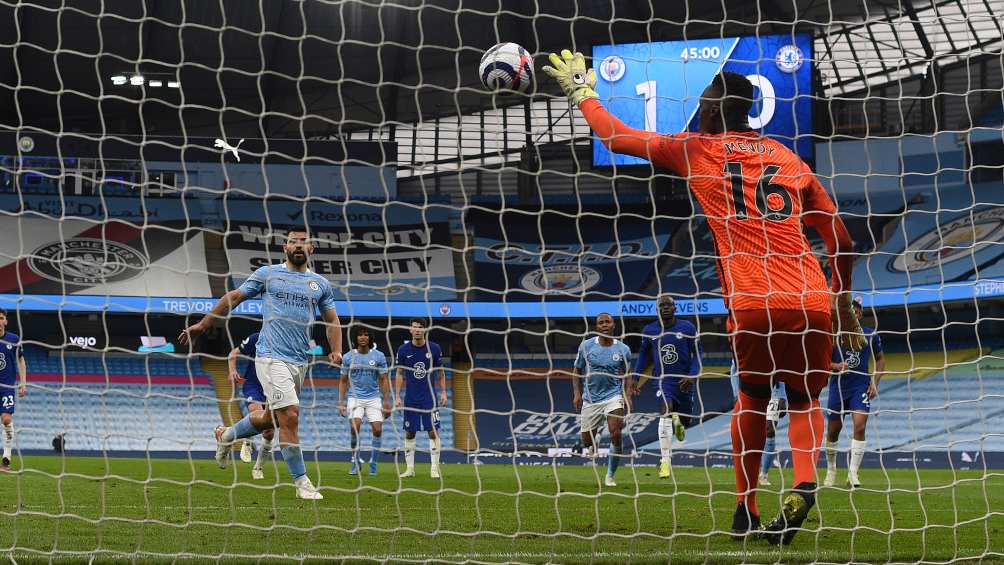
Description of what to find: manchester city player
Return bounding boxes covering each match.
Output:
[227,331,274,480]
[0,309,27,472]
[339,326,390,476]
[395,318,448,479]
[632,296,702,479]
[180,229,342,500]
[824,297,885,488]
[573,312,632,487]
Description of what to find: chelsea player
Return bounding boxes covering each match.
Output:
[632,296,702,479]
[339,326,390,476]
[0,309,27,472]
[227,331,274,480]
[573,313,632,487]
[395,318,448,479]
[824,297,885,488]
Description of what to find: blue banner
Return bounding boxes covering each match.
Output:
[0,194,199,223]
[471,211,680,300]
[473,376,734,452]
[592,33,813,166]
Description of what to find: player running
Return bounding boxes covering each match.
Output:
[824,297,885,488]
[545,53,864,544]
[0,309,27,472]
[573,313,632,487]
[339,326,391,476]
[395,318,448,479]
[227,331,274,480]
[180,229,342,500]
[632,296,701,479]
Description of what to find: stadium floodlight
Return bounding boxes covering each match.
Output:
[110,75,127,85]
[166,80,180,88]
[129,75,144,86]
[148,80,163,87]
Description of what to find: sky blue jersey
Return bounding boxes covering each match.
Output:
[343,347,389,400]
[574,337,631,403]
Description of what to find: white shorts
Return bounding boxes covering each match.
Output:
[347,397,384,423]
[579,397,624,433]
[254,357,308,410]
[767,397,782,423]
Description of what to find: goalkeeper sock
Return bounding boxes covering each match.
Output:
[2,423,12,458]
[657,416,672,462]
[222,415,259,443]
[760,435,777,476]
[404,437,416,469]
[255,436,272,469]
[825,440,839,471]
[788,399,824,487]
[607,442,622,477]
[430,435,441,469]
[730,391,768,516]
[281,445,307,481]
[371,434,382,463]
[849,439,866,475]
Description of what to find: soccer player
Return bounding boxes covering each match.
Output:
[227,331,274,480]
[632,295,701,479]
[544,52,865,544]
[758,383,787,486]
[180,229,342,500]
[573,313,632,487]
[0,309,27,472]
[824,298,885,488]
[339,326,391,476]
[394,318,448,479]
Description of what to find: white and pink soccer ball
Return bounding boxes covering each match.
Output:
[478,42,533,94]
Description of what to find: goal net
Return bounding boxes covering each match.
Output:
[1,0,1002,562]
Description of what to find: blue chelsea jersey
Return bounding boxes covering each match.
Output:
[396,340,442,408]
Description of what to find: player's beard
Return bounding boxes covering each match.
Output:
[287,249,308,267]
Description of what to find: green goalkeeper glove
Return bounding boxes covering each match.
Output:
[542,49,598,106]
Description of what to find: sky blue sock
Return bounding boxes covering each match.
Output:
[607,443,622,477]
[761,436,777,475]
[370,435,382,463]
[281,445,307,480]
[222,415,259,442]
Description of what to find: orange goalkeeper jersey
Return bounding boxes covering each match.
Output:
[581,99,853,314]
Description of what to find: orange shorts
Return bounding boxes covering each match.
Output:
[730,309,832,398]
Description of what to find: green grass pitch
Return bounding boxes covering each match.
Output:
[1,455,1002,563]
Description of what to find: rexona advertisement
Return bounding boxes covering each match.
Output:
[0,195,210,297]
[222,200,457,301]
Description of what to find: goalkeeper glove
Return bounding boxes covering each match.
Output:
[542,49,599,106]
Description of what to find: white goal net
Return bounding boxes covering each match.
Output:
[0,0,1002,562]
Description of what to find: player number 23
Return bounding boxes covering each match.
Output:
[1,395,12,408]
[724,162,793,222]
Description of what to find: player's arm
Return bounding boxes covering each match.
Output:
[227,346,244,385]
[338,362,349,417]
[869,333,885,399]
[632,334,652,394]
[801,172,864,350]
[830,361,848,372]
[437,366,448,408]
[681,335,702,392]
[17,347,26,397]
[394,366,405,408]
[178,288,247,345]
[321,307,345,365]
[379,369,391,416]
[570,345,586,411]
[542,50,691,174]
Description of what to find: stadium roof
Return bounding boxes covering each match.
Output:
[0,0,999,140]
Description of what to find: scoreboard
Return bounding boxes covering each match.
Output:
[591,33,814,166]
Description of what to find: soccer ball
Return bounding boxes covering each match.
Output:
[478,42,533,94]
